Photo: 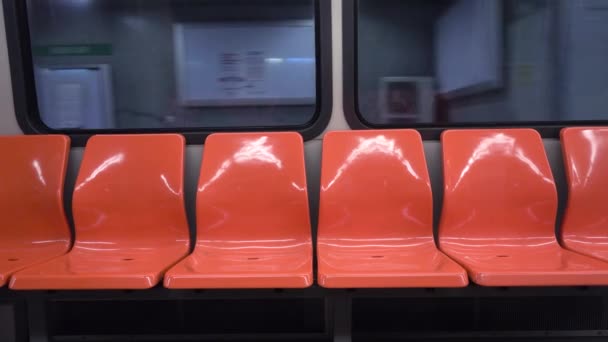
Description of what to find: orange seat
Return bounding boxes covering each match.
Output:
[164,132,313,289]
[439,129,608,286]
[317,130,468,288]
[10,134,190,290]
[0,135,71,287]
[561,127,608,262]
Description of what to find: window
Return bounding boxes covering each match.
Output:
[345,0,608,134]
[5,0,331,142]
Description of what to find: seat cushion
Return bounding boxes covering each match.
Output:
[165,245,312,289]
[442,242,608,286]
[10,246,187,290]
[318,241,468,288]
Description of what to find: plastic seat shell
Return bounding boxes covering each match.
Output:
[561,127,608,262]
[317,129,468,288]
[0,135,71,287]
[164,132,313,289]
[439,129,608,286]
[10,134,190,290]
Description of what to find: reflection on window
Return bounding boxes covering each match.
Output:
[357,0,608,125]
[27,0,316,130]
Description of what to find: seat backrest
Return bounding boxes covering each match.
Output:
[561,127,608,241]
[318,130,434,244]
[72,134,189,249]
[440,129,557,245]
[197,132,310,246]
[0,135,71,248]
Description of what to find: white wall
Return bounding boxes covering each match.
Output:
[447,0,556,122]
[560,0,608,120]
[324,0,348,133]
[0,3,20,135]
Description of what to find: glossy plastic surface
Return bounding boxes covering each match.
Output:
[439,129,608,286]
[561,127,608,262]
[317,130,468,288]
[164,132,312,289]
[0,135,71,287]
[10,134,190,290]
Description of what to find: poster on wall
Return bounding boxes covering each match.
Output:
[217,51,267,99]
[174,21,316,107]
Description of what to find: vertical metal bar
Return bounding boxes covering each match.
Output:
[26,294,48,342]
[332,294,352,342]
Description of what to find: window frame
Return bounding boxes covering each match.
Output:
[342,0,607,140]
[3,0,332,146]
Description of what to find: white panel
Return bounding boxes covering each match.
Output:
[298,0,348,137]
[324,0,348,134]
[435,0,502,97]
[560,0,608,120]
[0,3,20,134]
[174,21,316,107]
[35,66,115,129]
[507,4,553,121]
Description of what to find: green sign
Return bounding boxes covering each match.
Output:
[33,44,112,57]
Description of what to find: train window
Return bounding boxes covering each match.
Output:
[5,0,332,143]
[344,0,608,135]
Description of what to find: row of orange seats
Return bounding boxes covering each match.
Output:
[0,128,606,290]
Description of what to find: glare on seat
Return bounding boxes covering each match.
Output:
[10,134,190,290]
[439,129,608,286]
[164,132,312,289]
[317,129,468,288]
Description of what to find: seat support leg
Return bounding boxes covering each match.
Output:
[27,295,48,342]
[332,294,352,342]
